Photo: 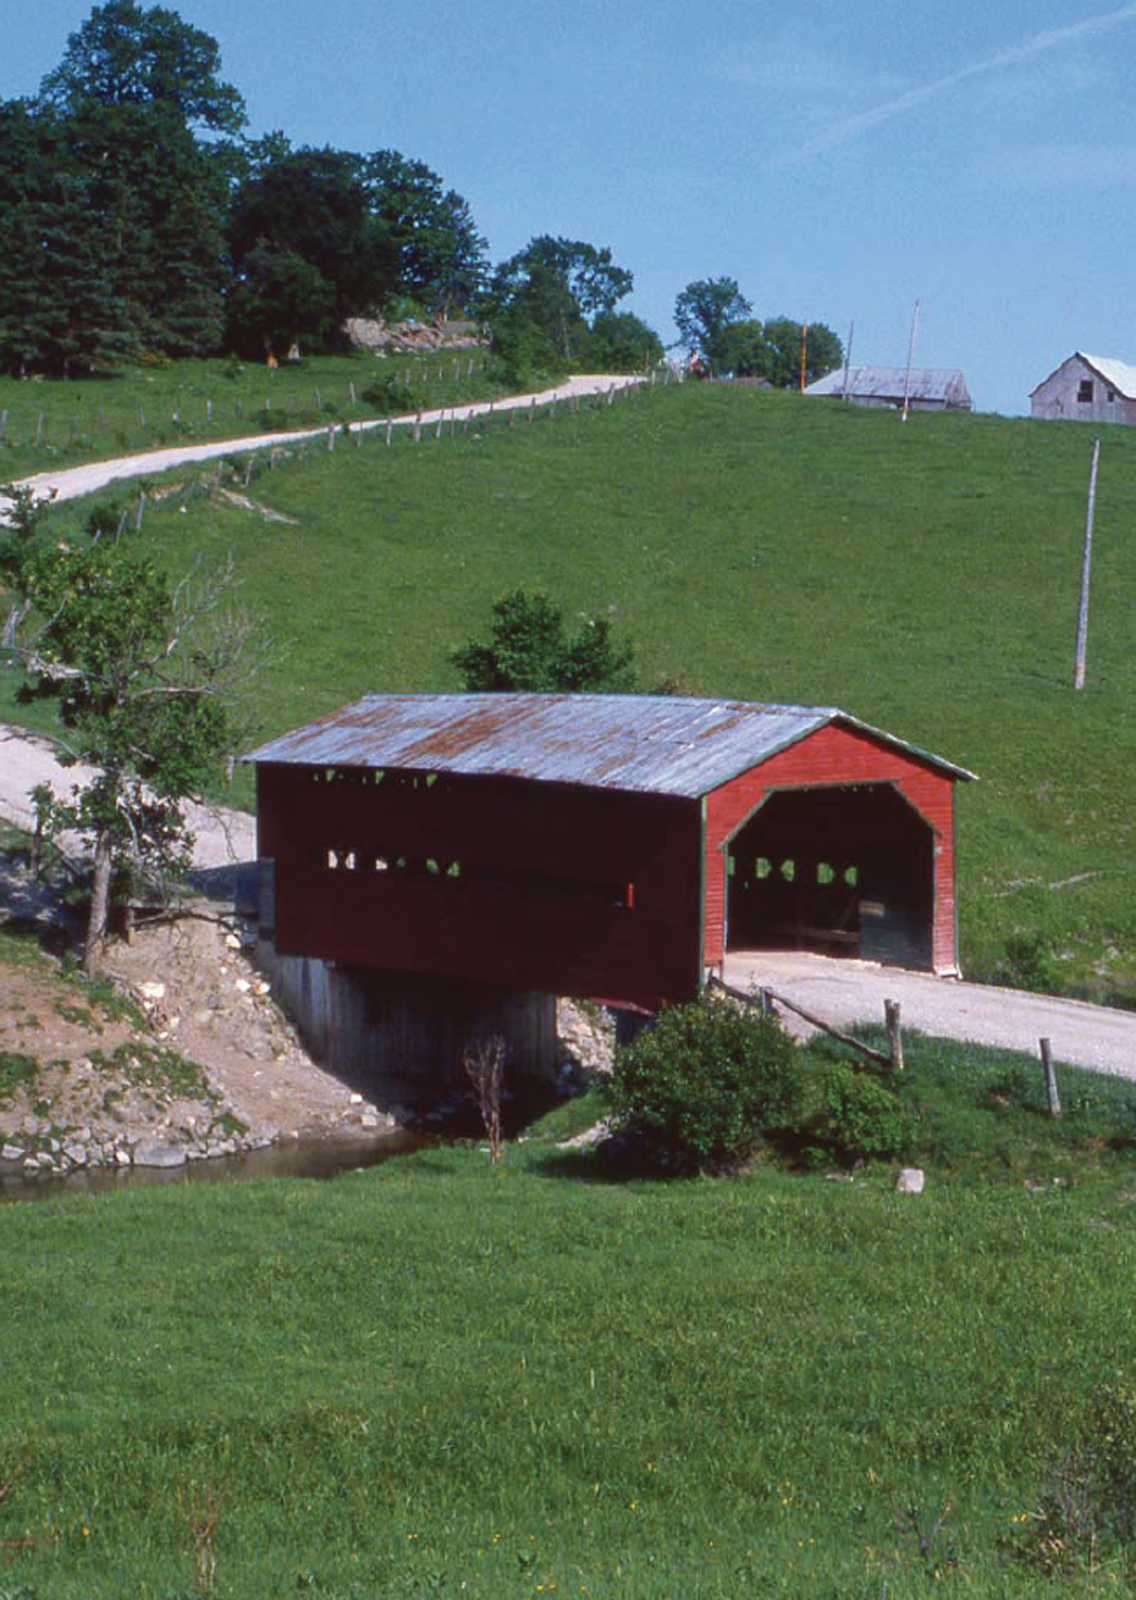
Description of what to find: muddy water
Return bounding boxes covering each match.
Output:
[0,1128,427,1203]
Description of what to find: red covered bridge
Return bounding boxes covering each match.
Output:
[247,695,975,1015]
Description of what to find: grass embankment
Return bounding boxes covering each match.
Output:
[2,1034,1136,1597]
[0,350,504,482]
[3,379,1129,995]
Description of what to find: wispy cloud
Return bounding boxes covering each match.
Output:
[977,142,1136,189]
[772,3,1136,166]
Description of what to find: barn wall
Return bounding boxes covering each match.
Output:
[257,764,703,1011]
[1031,356,1136,424]
[702,724,959,974]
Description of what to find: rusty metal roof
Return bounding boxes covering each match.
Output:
[245,695,975,797]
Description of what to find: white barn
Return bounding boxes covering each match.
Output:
[805,365,972,412]
[1030,353,1136,424]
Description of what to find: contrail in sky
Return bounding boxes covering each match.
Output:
[776,1,1136,164]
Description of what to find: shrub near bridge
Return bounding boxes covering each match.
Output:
[603,996,801,1171]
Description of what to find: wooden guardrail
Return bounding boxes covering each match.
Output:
[708,973,904,1071]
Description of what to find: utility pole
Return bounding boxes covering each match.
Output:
[1074,437,1100,691]
[841,320,854,400]
[901,299,920,422]
[799,324,809,391]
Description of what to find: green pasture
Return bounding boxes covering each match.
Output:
[2,1030,1136,1599]
[0,350,500,481]
[4,379,1130,995]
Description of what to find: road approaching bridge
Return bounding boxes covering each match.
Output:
[725,949,1136,1081]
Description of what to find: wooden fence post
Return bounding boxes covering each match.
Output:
[385,418,393,446]
[884,999,904,1071]
[1040,1038,1061,1116]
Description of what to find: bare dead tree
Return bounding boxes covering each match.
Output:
[464,1035,506,1163]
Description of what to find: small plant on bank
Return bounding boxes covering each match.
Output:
[602,995,801,1172]
[799,1059,915,1166]
[464,1035,506,1163]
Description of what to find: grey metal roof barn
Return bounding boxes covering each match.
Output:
[246,693,974,797]
[805,365,972,411]
[1030,352,1136,423]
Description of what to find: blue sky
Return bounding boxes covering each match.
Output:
[5,0,1136,414]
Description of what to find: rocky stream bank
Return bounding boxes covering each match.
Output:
[0,850,613,1186]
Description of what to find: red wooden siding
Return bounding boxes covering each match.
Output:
[258,765,704,1012]
[702,723,959,974]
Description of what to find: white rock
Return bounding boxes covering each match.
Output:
[225,934,242,949]
[115,1148,132,1167]
[895,1166,925,1195]
[234,977,251,993]
[1,1144,23,1162]
[140,981,166,1001]
[350,1092,364,1104]
[134,1141,187,1169]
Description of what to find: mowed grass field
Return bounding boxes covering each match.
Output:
[3,1031,1136,1599]
[4,378,1131,994]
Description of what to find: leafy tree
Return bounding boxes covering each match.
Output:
[363,150,488,316]
[39,0,246,135]
[227,248,336,360]
[673,277,752,370]
[452,590,637,693]
[0,3,242,372]
[716,318,769,379]
[762,316,843,389]
[585,310,664,373]
[488,236,633,361]
[228,147,398,354]
[2,489,265,971]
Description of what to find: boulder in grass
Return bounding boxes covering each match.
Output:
[895,1166,925,1195]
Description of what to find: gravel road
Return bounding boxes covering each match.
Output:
[725,949,1136,1081]
[0,723,253,871]
[5,373,643,511]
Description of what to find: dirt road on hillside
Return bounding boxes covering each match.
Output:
[0,724,253,871]
[5,373,643,511]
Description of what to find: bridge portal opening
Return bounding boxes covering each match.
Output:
[725,783,935,970]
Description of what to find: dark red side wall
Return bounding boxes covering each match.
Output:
[257,765,703,1012]
[703,724,960,973]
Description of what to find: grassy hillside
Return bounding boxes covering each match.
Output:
[3,380,1134,994]
[0,350,500,481]
[3,1039,1136,1598]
